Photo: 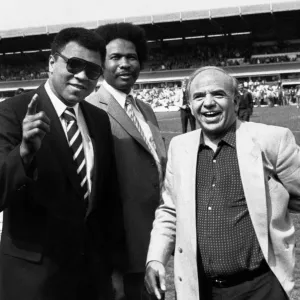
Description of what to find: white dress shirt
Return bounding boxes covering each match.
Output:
[45,81,94,193]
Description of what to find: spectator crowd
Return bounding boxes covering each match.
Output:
[0,63,48,81]
[1,39,300,82]
[145,40,300,71]
[133,80,300,111]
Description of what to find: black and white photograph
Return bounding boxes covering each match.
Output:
[0,0,300,299]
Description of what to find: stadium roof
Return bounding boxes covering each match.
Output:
[1,1,300,53]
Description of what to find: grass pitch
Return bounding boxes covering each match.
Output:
[155,106,300,300]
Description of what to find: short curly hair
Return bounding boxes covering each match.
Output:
[51,27,106,64]
[95,23,148,68]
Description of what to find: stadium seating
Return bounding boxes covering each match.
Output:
[1,40,300,82]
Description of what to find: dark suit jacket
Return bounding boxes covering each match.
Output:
[0,85,120,300]
[87,85,167,273]
[239,90,253,110]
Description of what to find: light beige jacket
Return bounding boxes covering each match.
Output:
[147,120,300,299]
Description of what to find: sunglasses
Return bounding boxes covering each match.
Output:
[55,51,102,80]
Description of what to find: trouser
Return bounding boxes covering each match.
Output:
[238,108,251,122]
[180,109,196,133]
[123,273,165,300]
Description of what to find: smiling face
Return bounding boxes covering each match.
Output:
[103,38,140,94]
[190,69,238,140]
[238,83,244,93]
[48,41,102,106]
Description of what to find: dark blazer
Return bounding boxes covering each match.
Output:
[239,90,253,110]
[0,85,120,300]
[87,85,167,273]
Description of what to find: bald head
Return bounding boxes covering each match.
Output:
[188,66,239,141]
[187,66,239,102]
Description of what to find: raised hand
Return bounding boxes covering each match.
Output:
[144,261,166,299]
[20,94,50,166]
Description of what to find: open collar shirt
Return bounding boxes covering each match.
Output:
[196,122,264,278]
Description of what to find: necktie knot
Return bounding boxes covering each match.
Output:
[125,95,134,108]
[63,107,76,123]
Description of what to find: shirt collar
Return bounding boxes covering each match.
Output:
[199,121,236,149]
[102,80,135,109]
[45,80,79,118]
[222,121,236,148]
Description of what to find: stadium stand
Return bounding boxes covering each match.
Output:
[1,1,300,101]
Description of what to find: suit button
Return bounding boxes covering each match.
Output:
[178,247,183,253]
[17,184,26,191]
[153,183,159,189]
[151,161,156,167]
[178,276,182,282]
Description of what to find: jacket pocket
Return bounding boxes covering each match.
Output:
[1,235,42,263]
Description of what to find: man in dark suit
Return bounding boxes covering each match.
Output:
[0,27,120,300]
[178,83,196,133]
[87,23,167,300]
[237,83,253,121]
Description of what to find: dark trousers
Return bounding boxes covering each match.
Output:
[123,273,165,300]
[210,270,288,300]
[180,109,196,133]
[238,108,251,122]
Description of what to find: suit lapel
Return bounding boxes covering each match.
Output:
[236,120,268,260]
[99,86,152,153]
[79,102,101,216]
[183,130,201,255]
[137,101,167,163]
[36,85,84,200]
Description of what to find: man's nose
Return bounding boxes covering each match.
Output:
[74,69,89,81]
[119,57,130,68]
[203,94,215,106]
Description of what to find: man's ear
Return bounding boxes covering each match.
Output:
[190,101,195,117]
[234,95,240,114]
[48,55,56,74]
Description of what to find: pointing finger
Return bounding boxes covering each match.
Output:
[154,287,162,300]
[27,94,39,116]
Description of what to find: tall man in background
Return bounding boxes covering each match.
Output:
[145,66,300,300]
[88,23,166,300]
[237,83,253,121]
[0,27,120,300]
[176,78,196,133]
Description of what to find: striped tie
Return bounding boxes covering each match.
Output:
[63,107,89,202]
[125,95,163,185]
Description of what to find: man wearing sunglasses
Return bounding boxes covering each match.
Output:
[87,23,167,300]
[0,27,122,300]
